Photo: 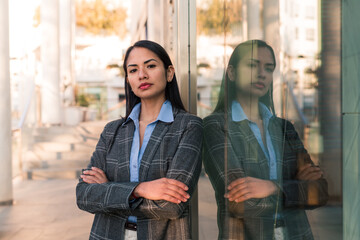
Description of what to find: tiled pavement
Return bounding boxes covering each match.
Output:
[0,177,342,240]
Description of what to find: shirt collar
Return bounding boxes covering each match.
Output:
[259,102,273,121]
[157,100,174,123]
[126,100,174,123]
[231,100,272,122]
[231,101,247,122]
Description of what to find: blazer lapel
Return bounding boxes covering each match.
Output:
[232,120,268,161]
[268,118,285,181]
[116,121,134,181]
[138,121,170,182]
[229,120,270,178]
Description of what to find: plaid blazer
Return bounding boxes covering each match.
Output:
[203,112,328,240]
[76,108,203,240]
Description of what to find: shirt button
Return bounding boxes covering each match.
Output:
[133,165,137,168]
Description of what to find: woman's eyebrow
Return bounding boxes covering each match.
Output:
[127,63,137,68]
[144,58,158,64]
[249,58,260,63]
[127,58,158,68]
[249,58,275,66]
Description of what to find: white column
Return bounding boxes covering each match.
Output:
[41,0,61,125]
[242,0,248,40]
[242,0,263,40]
[59,0,75,106]
[247,0,263,39]
[147,0,162,43]
[0,0,13,205]
[263,0,282,114]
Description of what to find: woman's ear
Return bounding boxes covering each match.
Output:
[227,65,235,82]
[167,65,175,82]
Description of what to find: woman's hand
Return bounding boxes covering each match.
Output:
[296,164,323,181]
[133,178,190,204]
[81,167,109,184]
[225,177,278,202]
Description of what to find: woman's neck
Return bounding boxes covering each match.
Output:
[237,95,261,121]
[139,97,166,122]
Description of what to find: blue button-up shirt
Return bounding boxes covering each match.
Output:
[125,100,174,223]
[232,101,277,179]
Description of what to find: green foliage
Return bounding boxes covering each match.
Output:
[32,0,127,37]
[197,0,243,35]
[76,0,127,37]
[77,94,90,107]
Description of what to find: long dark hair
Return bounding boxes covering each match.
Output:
[123,40,185,118]
[214,40,276,114]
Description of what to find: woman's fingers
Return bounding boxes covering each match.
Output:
[225,178,249,201]
[166,178,189,191]
[81,175,100,184]
[227,188,251,202]
[304,169,323,180]
[163,189,189,203]
[81,167,108,184]
[225,177,277,202]
[228,178,246,190]
[225,182,248,200]
[296,164,311,179]
[165,182,190,199]
[297,164,323,180]
[160,179,190,202]
[134,178,190,203]
[91,167,107,176]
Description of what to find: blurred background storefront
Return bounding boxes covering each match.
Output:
[1,0,359,239]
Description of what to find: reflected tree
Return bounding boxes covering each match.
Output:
[33,0,127,38]
[75,0,127,37]
[197,0,242,35]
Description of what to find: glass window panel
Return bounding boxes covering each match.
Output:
[198,0,342,239]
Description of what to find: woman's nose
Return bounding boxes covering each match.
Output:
[138,68,148,79]
[257,66,266,79]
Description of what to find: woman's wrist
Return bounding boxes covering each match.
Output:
[132,183,143,199]
[131,191,139,199]
[268,180,280,195]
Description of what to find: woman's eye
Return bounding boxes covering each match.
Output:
[265,67,274,73]
[147,64,156,68]
[248,62,257,68]
[129,69,137,73]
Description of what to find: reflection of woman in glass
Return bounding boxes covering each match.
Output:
[76,40,202,240]
[203,40,328,240]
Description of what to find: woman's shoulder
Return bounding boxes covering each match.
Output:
[103,118,126,132]
[271,116,296,130]
[173,109,202,124]
[203,112,224,123]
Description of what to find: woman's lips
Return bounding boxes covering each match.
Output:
[139,83,152,90]
[252,82,265,89]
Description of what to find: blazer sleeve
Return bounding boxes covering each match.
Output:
[129,116,203,220]
[76,120,138,216]
[203,117,278,218]
[279,120,329,209]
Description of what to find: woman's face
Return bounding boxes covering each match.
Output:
[232,46,275,99]
[126,47,174,101]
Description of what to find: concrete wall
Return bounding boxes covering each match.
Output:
[0,0,13,205]
[342,0,360,238]
[319,0,342,200]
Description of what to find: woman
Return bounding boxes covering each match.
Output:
[76,40,203,240]
[203,40,328,239]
